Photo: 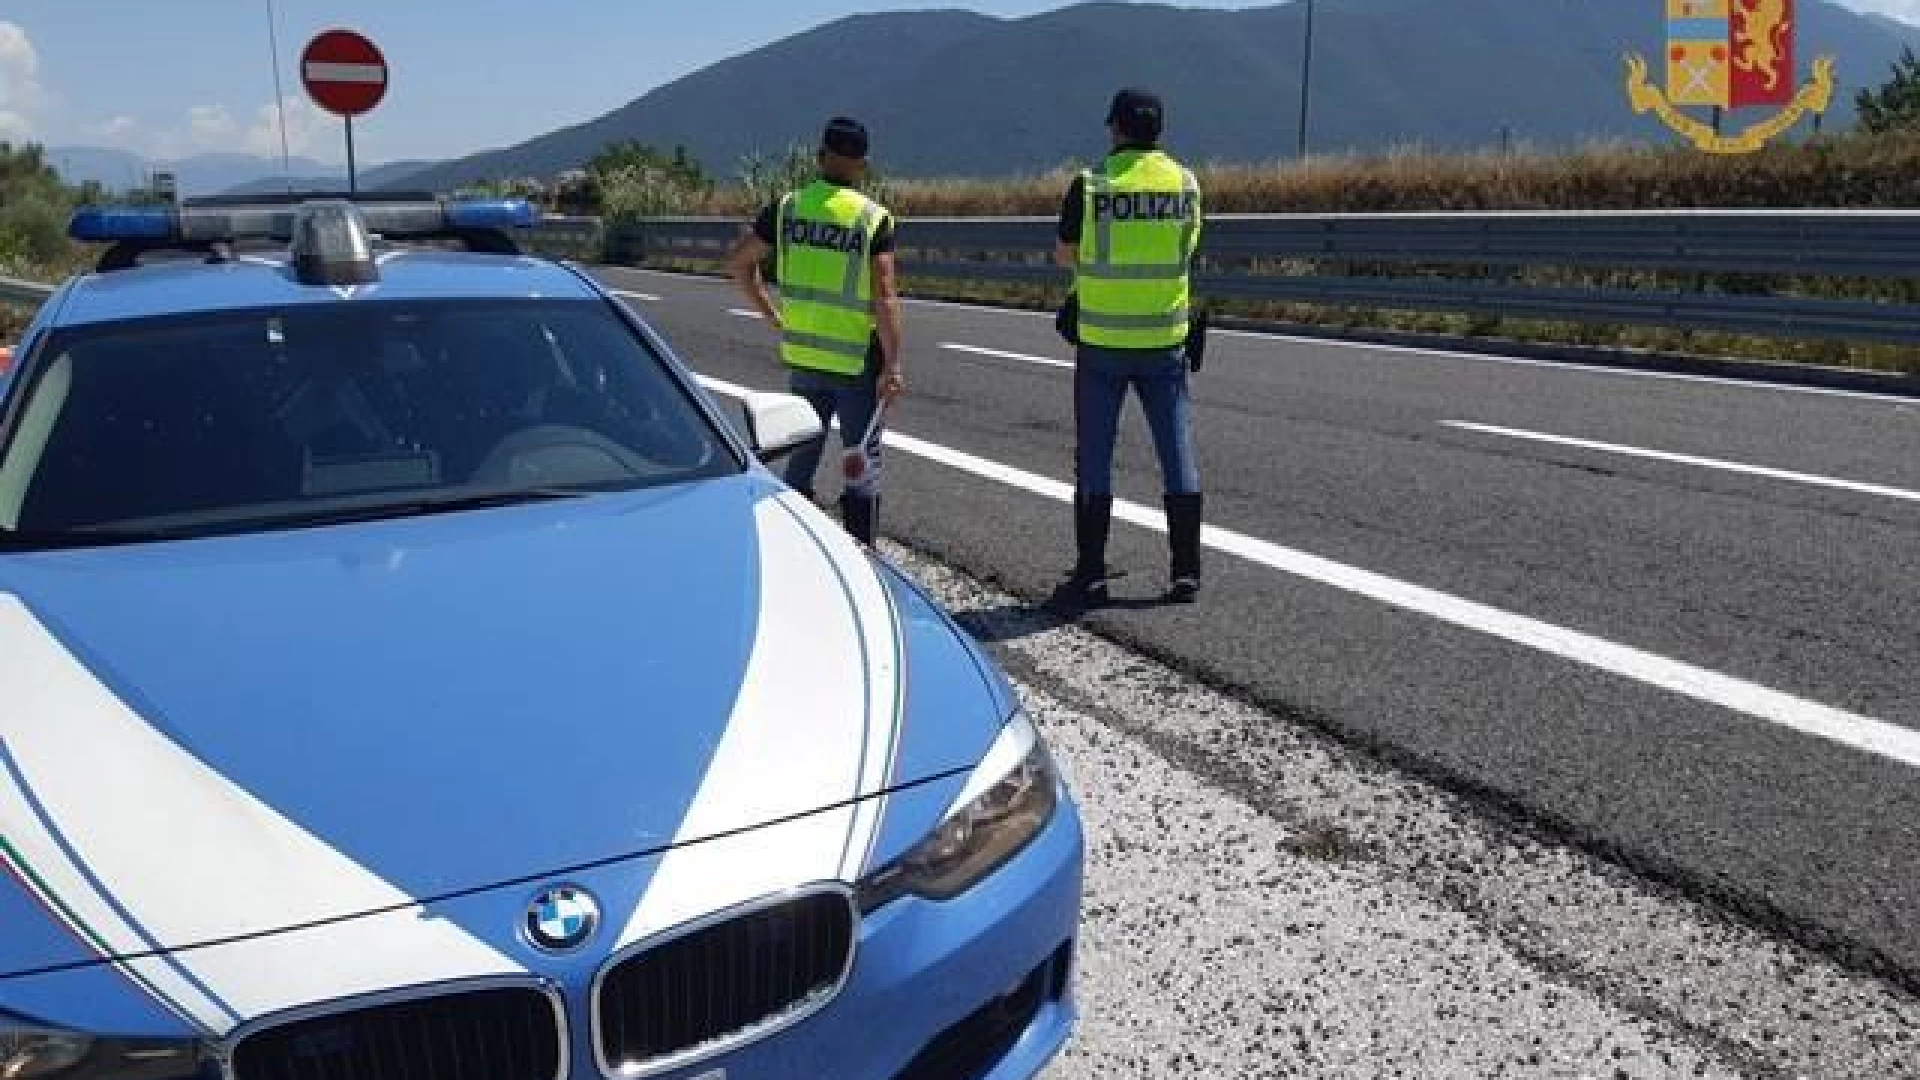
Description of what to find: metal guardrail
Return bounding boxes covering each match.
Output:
[1,276,53,308]
[607,211,1920,347]
[10,212,1919,347]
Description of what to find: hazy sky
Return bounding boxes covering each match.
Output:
[1,0,1915,167]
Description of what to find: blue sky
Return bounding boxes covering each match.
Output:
[2,0,1916,168]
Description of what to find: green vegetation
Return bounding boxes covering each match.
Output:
[0,143,91,277]
[587,140,714,224]
[0,142,101,339]
[1856,47,1920,136]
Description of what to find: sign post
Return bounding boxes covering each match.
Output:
[300,28,388,193]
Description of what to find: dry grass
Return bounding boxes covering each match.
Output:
[747,131,1920,216]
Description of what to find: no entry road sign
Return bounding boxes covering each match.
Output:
[301,29,387,118]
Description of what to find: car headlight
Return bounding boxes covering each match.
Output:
[1,1020,201,1080]
[857,708,1059,912]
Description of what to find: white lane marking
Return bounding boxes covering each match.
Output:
[604,267,1919,409]
[728,308,765,320]
[939,342,1074,370]
[1214,329,1919,407]
[1448,421,1920,506]
[302,62,385,84]
[697,373,1920,772]
[610,289,660,302]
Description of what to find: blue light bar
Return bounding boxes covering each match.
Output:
[445,199,538,230]
[66,196,537,249]
[68,208,176,243]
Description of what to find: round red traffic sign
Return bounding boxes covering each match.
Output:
[300,29,388,118]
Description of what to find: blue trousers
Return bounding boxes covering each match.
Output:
[782,365,884,511]
[1074,343,1201,497]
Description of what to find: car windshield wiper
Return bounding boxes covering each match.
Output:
[209,487,593,533]
[0,526,179,551]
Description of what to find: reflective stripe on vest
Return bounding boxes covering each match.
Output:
[776,183,884,374]
[1077,152,1201,350]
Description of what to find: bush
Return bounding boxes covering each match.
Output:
[597,162,712,221]
[0,191,73,267]
[0,140,88,283]
[1857,46,1920,136]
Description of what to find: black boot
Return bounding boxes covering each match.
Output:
[840,491,878,547]
[1053,492,1113,608]
[1165,492,1203,603]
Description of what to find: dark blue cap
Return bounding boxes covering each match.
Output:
[1106,87,1164,142]
[822,116,870,160]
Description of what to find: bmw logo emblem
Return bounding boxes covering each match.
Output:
[524,884,600,953]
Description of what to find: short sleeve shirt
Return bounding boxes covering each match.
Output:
[1057,174,1088,245]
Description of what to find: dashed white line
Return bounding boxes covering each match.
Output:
[610,289,660,302]
[938,342,1074,370]
[1448,421,1920,505]
[696,372,1920,772]
[728,308,765,320]
[1216,328,1919,406]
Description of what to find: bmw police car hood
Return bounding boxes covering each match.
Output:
[0,474,1005,986]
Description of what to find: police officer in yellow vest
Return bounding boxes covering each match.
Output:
[728,116,905,547]
[1054,88,1205,605]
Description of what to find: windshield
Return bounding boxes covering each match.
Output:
[0,297,738,543]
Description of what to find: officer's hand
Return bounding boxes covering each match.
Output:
[879,365,906,403]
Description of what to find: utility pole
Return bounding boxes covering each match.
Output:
[1297,0,1317,158]
[265,0,294,192]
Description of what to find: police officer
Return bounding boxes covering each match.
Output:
[727,115,905,547]
[1054,87,1205,605]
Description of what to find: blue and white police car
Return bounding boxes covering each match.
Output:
[0,195,1082,1080]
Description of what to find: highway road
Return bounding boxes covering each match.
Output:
[591,265,1920,993]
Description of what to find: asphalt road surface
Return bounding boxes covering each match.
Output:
[591,266,1920,992]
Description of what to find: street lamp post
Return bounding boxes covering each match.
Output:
[265,0,294,192]
[1297,0,1317,158]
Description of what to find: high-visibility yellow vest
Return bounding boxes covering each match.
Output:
[1075,150,1202,350]
[775,180,887,375]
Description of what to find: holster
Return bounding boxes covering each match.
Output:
[1186,302,1209,373]
[1055,291,1080,346]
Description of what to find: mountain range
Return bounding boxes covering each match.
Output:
[49,1,1920,197]
[45,146,431,199]
[401,0,1920,190]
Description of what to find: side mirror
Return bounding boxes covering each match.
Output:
[741,392,822,462]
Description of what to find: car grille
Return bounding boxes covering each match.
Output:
[230,984,562,1080]
[595,888,856,1073]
